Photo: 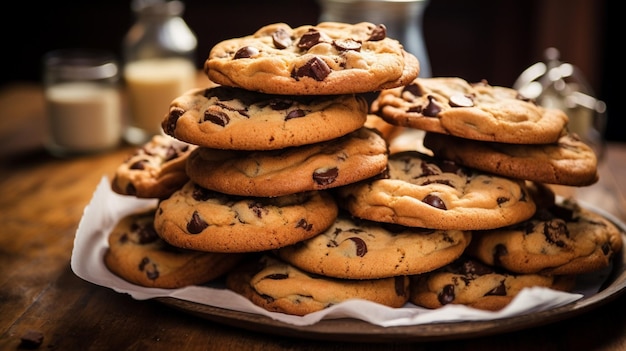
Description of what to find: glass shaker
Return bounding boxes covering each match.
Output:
[122,0,198,145]
[514,47,607,160]
[317,0,431,78]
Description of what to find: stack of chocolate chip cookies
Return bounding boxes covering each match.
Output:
[104,21,623,316]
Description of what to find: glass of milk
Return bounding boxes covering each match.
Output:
[43,49,122,157]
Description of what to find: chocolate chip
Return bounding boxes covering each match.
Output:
[297,29,323,50]
[449,93,474,107]
[19,329,44,349]
[543,219,569,247]
[423,194,447,210]
[368,24,387,41]
[249,202,265,218]
[272,28,292,49]
[131,221,159,244]
[292,57,331,81]
[268,98,294,110]
[125,183,137,196]
[395,276,407,297]
[493,244,508,266]
[192,184,214,201]
[333,38,361,51]
[285,109,306,120]
[497,197,510,205]
[187,211,208,234]
[348,237,368,257]
[438,284,456,305]
[234,46,259,59]
[130,159,148,170]
[163,108,184,135]
[313,167,338,186]
[204,109,230,127]
[295,218,313,231]
[265,273,289,280]
[423,96,443,117]
[402,83,423,97]
[486,281,507,296]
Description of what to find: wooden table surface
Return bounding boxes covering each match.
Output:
[1,82,625,351]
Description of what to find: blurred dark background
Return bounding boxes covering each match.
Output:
[2,0,621,140]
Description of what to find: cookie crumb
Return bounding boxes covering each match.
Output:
[19,329,44,349]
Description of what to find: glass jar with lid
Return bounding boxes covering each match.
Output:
[122,0,198,145]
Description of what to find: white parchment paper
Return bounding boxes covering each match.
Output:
[71,177,602,327]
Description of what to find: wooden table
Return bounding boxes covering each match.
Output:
[1,82,625,350]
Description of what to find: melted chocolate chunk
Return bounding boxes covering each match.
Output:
[403,83,423,97]
[285,109,306,120]
[265,273,289,280]
[130,159,148,170]
[423,194,447,210]
[131,221,159,244]
[368,24,387,41]
[543,219,569,247]
[313,167,339,186]
[449,93,475,108]
[297,29,323,50]
[292,57,331,81]
[272,28,292,49]
[348,237,367,257]
[423,96,443,117]
[187,210,208,234]
[493,244,508,266]
[295,218,313,231]
[486,281,507,296]
[438,284,456,305]
[268,98,294,110]
[139,257,159,280]
[125,183,137,196]
[204,109,230,127]
[234,46,259,59]
[163,108,184,135]
[333,38,361,51]
[395,276,407,297]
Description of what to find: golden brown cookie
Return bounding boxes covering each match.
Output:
[336,151,536,230]
[423,132,599,186]
[162,86,368,150]
[277,211,471,279]
[104,208,243,288]
[409,256,577,311]
[226,254,410,316]
[111,135,195,199]
[154,181,339,253]
[372,77,569,144]
[466,198,624,275]
[185,127,388,197]
[204,22,419,95]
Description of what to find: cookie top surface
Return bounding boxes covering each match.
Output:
[162,86,368,150]
[466,198,624,275]
[103,208,243,288]
[277,212,471,279]
[372,77,569,144]
[423,132,599,186]
[226,254,410,316]
[336,151,536,230]
[111,135,195,199]
[409,256,576,311]
[153,181,339,253]
[204,22,419,95]
[185,127,388,197]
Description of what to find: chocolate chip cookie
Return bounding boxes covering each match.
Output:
[226,254,410,316]
[336,151,536,230]
[162,86,368,150]
[277,212,471,279]
[466,198,624,275]
[409,256,576,311]
[104,208,243,288]
[111,135,195,199]
[423,132,599,186]
[154,181,339,253]
[185,127,388,197]
[372,77,569,144]
[204,22,420,95]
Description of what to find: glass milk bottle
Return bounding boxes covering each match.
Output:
[122,0,198,145]
[43,49,122,156]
